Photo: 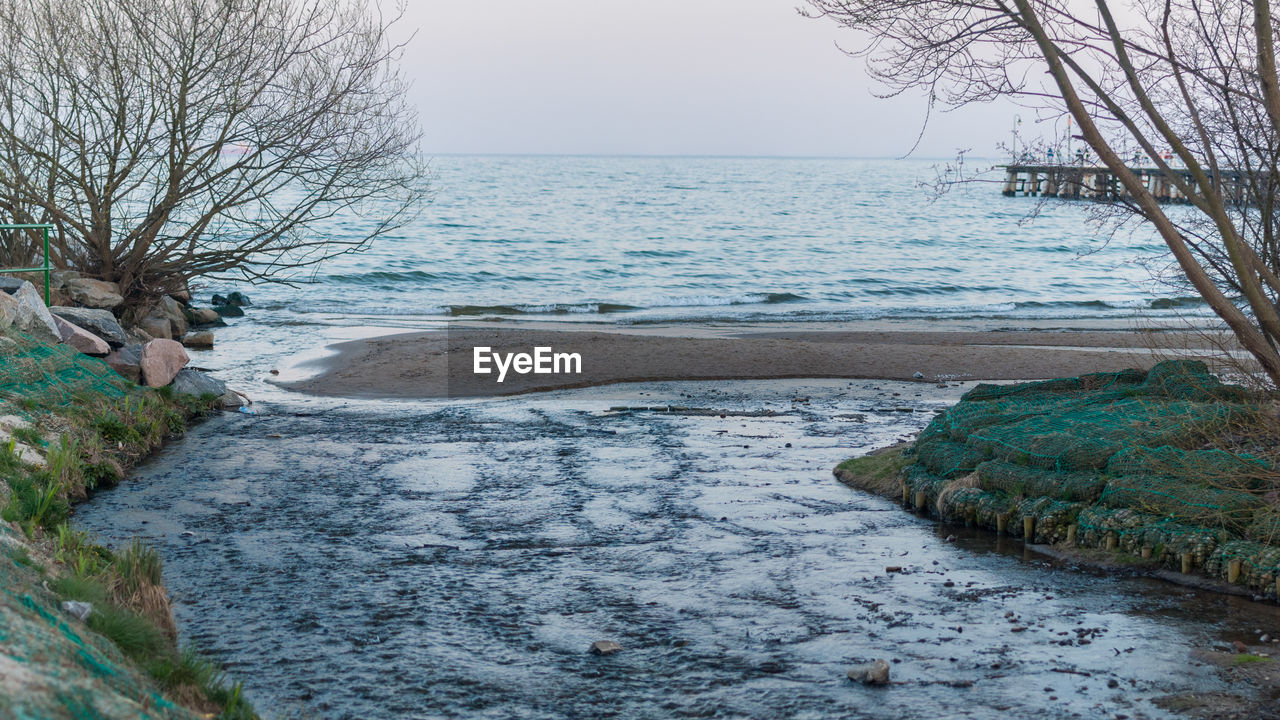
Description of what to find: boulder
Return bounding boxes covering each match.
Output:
[170,369,227,399]
[0,276,26,294]
[49,307,127,347]
[181,331,214,349]
[0,281,60,344]
[847,660,891,685]
[136,316,172,340]
[139,295,188,339]
[104,344,143,383]
[52,315,110,357]
[217,390,244,409]
[186,307,223,325]
[0,415,45,468]
[212,291,251,307]
[139,339,189,387]
[63,278,124,309]
[212,303,244,318]
[589,641,623,655]
[49,270,80,290]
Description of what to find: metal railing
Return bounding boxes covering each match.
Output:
[0,223,53,304]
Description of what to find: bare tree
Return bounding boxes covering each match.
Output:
[0,0,424,304]
[803,0,1280,386]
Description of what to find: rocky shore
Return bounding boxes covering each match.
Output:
[0,273,259,718]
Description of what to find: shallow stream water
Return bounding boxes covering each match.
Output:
[74,379,1280,719]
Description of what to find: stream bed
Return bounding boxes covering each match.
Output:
[74,378,1280,719]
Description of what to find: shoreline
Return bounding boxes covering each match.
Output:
[282,324,1227,399]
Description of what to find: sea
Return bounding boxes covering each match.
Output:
[230,155,1201,336]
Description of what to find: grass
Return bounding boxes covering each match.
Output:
[0,327,256,718]
[1234,653,1273,665]
[835,444,913,498]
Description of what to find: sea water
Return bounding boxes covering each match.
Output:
[232,155,1197,333]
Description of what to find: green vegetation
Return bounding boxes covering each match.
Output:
[1234,654,1273,665]
[835,446,912,497]
[840,360,1280,596]
[0,326,257,718]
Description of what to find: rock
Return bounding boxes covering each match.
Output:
[217,390,244,409]
[104,344,143,383]
[590,641,623,655]
[52,315,110,357]
[49,270,80,290]
[913,371,925,379]
[61,600,92,621]
[0,275,27,294]
[139,339,189,387]
[212,303,245,318]
[847,659,891,685]
[0,281,60,344]
[182,331,214,349]
[49,307,128,347]
[136,316,172,340]
[63,277,124,309]
[170,369,227,399]
[186,307,223,326]
[138,295,188,339]
[212,291,251,307]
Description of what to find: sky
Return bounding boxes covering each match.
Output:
[402,0,1018,158]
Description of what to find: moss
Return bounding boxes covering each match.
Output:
[835,445,912,498]
[1234,653,1272,665]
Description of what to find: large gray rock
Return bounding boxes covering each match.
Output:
[63,278,124,309]
[170,369,227,398]
[138,295,188,340]
[104,344,142,383]
[52,315,110,357]
[49,307,127,347]
[0,280,60,344]
[0,275,27,294]
[139,339,189,387]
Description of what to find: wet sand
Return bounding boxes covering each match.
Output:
[284,326,1222,398]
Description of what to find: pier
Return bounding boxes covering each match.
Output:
[1001,163,1258,205]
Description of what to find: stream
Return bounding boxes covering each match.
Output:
[74,378,1280,719]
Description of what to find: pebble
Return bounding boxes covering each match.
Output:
[847,659,891,685]
[590,640,622,655]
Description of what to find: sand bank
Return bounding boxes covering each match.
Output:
[283,325,1222,398]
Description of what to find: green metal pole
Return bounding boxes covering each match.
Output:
[42,226,49,305]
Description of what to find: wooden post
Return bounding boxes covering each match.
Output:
[965,509,976,527]
[1181,553,1193,574]
[1141,546,1152,560]
[915,491,927,511]
[1065,525,1076,546]
[902,483,909,506]
[1105,533,1117,551]
[997,514,1008,534]
[1229,559,1242,584]
[1023,516,1035,542]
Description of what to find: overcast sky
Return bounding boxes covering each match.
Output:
[402,0,1018,158]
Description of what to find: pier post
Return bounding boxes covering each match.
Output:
[1003,171,1018,197]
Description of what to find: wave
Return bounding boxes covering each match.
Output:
[446,303,639,316]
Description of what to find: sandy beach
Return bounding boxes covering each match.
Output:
[284,325,1225,398]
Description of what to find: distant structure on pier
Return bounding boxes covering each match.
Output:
[1001,161,1256,205]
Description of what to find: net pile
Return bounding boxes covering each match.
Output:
[0,527,196,719]
[0,327,129,409]
[903,359,1280,594]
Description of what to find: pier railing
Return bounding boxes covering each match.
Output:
[1000,163,1255,205]
[0,223,54,304]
